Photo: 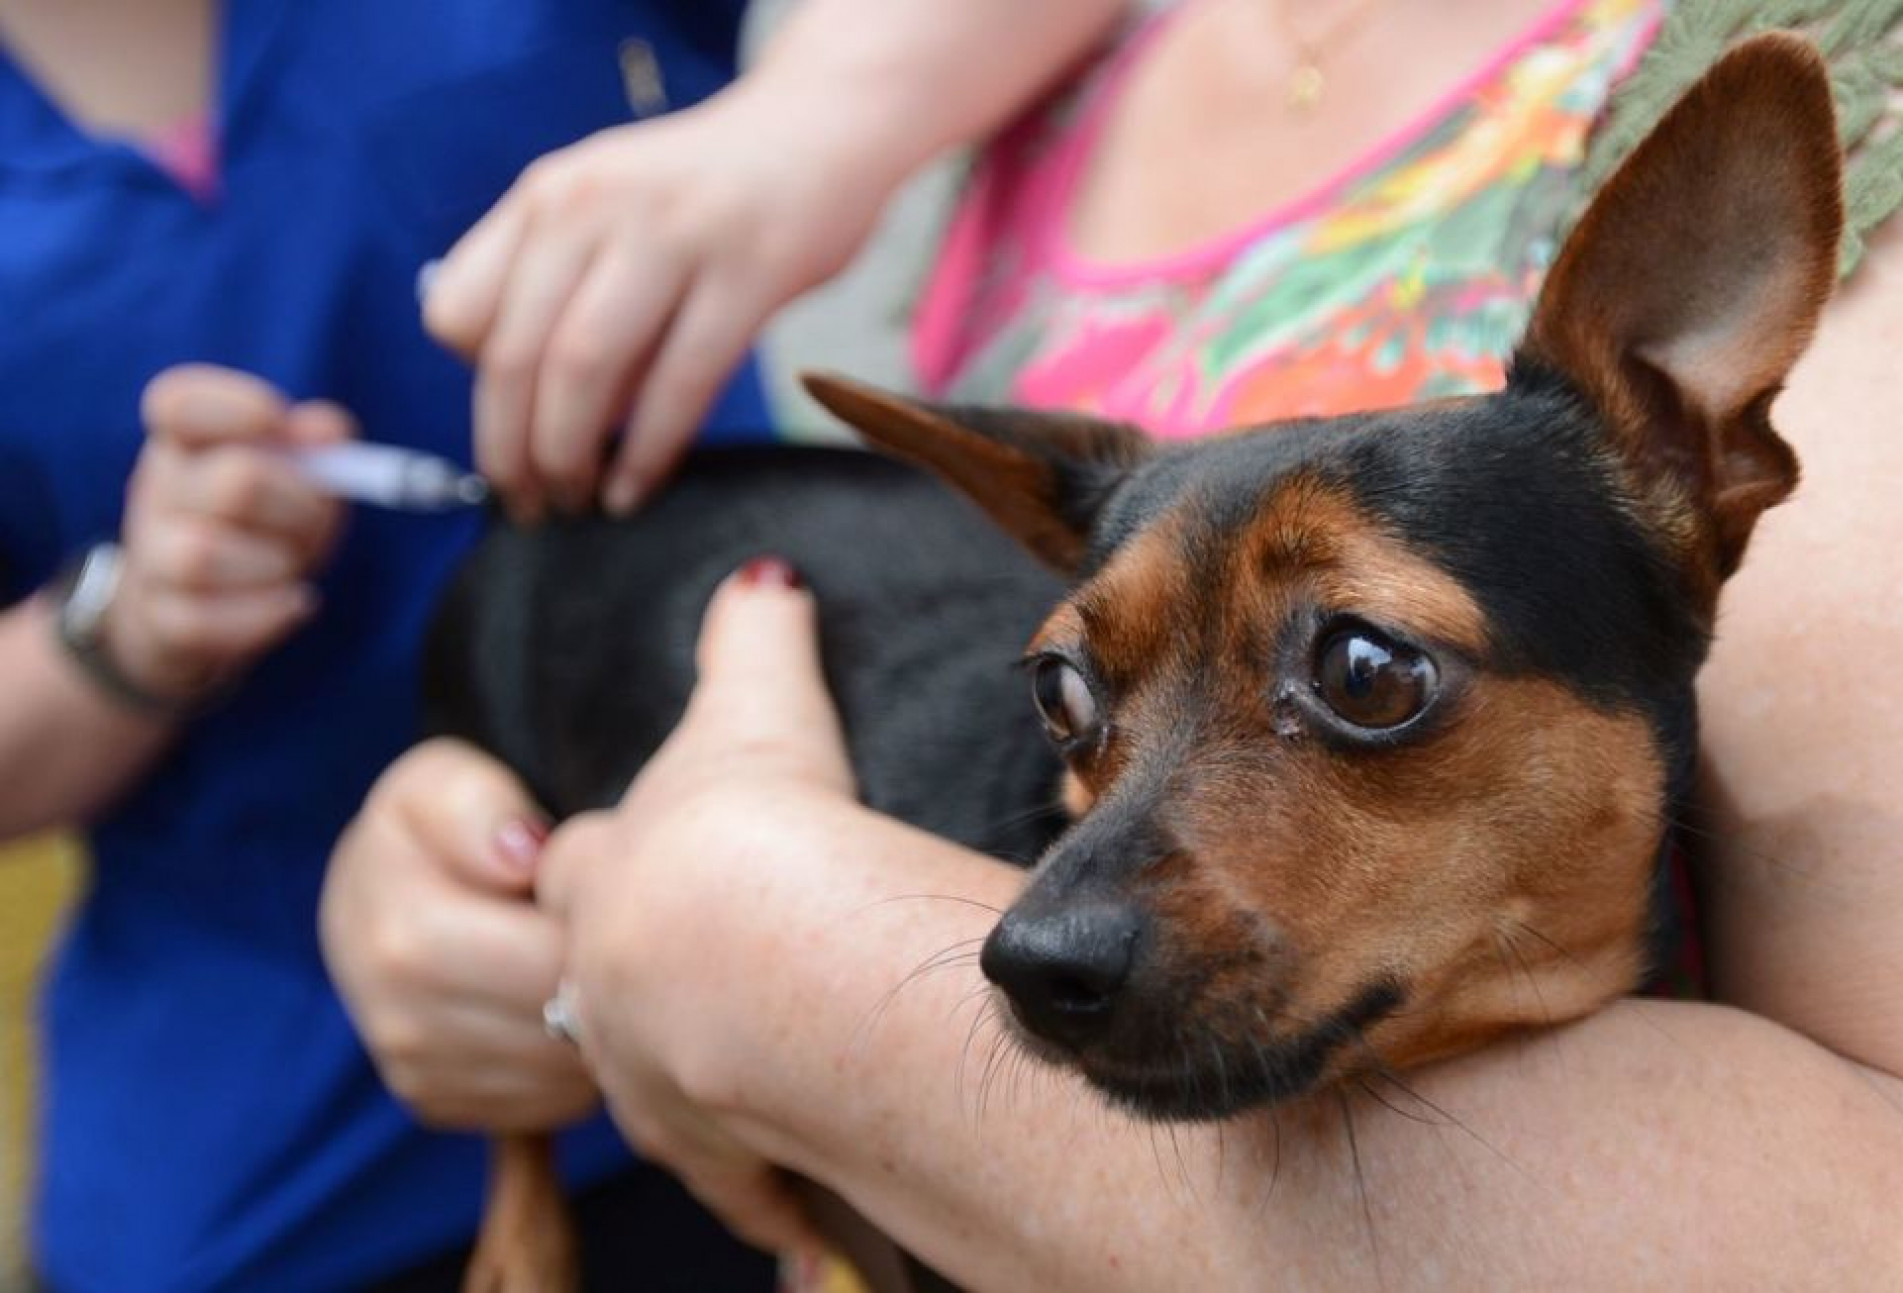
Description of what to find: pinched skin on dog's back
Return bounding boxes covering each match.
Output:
[424,447,1066,863]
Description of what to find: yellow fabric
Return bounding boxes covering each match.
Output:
[780,1249,876,1293]
[0,835,80,1286]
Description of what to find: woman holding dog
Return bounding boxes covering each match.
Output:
[0,0,1126,1289]
[329,0,1903,1287]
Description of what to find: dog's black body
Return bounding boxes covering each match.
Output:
[423,446,1066,859]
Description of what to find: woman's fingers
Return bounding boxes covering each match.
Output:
[137,522,300,591]
[424,194,531,359]
[380,739,550,898]
[537,245,691,516]
[141,443,334,540]
[323,743,596,1132]
[606,274,763,515]
[140,364,288,448]
[678,561,854,796]
[533,809,618,927]
[473,225,601,517]
[111,367,351,699]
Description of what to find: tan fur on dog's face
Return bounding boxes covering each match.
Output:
[1031,476,1662,1101]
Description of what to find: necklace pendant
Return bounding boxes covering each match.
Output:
[1288,62,1325,113]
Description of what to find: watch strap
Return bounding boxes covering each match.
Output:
[48,543,194,718]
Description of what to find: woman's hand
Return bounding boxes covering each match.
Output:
[423,84,893,521]
[321,739,598,1131]
[111,365,348,703]
[421,0,1125,521]
[537,558,855,1255]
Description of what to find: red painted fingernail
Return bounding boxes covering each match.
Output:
[495,818,549,873]
[735,556,802,589]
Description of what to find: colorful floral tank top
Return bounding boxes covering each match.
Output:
[912,0,1662,432]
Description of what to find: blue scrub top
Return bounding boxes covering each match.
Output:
[0,2,766,1289]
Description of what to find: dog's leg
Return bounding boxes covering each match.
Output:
[462,1133,579,1293]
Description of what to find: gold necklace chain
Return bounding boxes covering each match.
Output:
[1270,0,1385,114]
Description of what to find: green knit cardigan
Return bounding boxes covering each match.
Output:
[1581,0,1903,276]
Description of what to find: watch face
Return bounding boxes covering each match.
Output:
[61,543,124,647]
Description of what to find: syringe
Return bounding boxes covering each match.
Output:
[287,443,489,512]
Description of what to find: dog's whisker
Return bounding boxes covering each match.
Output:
[977,1019,1018,1123]
[1502,919,1575,967]
[853,939,988,1055]
[1009,1043,1039,1112]
[1165,1117,1195,1204]
[1260,1108,1285,1220]
[1354,1045,1547,1193]
[954,980,994,1011]
[993,1037,1021,1115]
[1662,813,1859,900]
[972,799,1070,834]
[1494,927,1557,1036]
[1208,1037,1234,1142]
[1355,1077,1442,1126]
[1506,918,1687,1053]
[1337,1088,1385,1290]
[1163,1032,1205,1204]
[1489,934,1529,1025]
[864,892,1007,917]
[1146,1121,1174,1200]
[1496,924,1583,1082]
[972,1022,1001,1122]
[956,998,1005,1118]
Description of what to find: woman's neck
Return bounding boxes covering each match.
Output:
[1070,0,1570,265]
[0,0,212,135]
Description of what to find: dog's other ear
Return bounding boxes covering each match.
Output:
[1519,33,1843,579]
[802,373,1152,572]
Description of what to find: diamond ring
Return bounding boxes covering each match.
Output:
[542,980,582,1048]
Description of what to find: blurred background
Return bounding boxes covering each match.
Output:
[2,838,80,1289]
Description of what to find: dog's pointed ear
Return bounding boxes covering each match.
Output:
[802,373,1152,572]
[1519,33,1842,579]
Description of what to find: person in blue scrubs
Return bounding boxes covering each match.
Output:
[0,2,769,1290]
[0,0,1128,1288]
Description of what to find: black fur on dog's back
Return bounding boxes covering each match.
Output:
[423,445,1067,866]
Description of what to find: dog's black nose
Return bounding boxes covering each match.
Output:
[981,901,1144,1050]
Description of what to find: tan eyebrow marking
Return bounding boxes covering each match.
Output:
[1247,474,1490,654]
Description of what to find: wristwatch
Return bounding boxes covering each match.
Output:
[46,542,187,716]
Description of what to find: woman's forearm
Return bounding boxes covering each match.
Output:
[1694,220,1903,1079]
[709,809,1903,1291]
[0,596,171,839]
[740,0,1126,191]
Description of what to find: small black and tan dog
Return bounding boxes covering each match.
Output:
[422,35,1843,1293]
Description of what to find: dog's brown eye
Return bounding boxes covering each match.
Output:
[1031,657,1100,749]
[1316,628,1436,730]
